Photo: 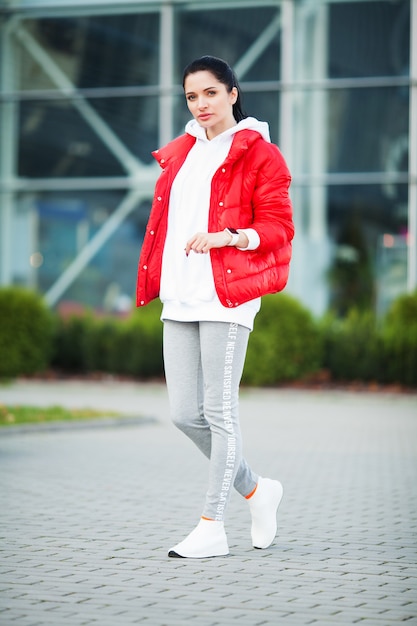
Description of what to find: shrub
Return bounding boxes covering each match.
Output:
[320,309,383,382]
[0,287,54,378]
[111,300,163,378]
[243,293,322,385]
[51,299,164,379]
[381,290,417,387]
[84,317,121,373]
[51,314,94,373]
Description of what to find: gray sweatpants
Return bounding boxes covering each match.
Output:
[163,319,258,521]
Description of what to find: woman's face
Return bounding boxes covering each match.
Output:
[184,70,238,140]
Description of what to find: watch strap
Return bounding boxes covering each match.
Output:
[225,228,240,246]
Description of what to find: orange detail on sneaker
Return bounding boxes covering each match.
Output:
[245,484,258,500]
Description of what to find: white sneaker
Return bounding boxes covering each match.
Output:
[168,519,229,558]
[248,477,283,549]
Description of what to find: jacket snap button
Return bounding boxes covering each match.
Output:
[157,196,162,201]
[143,265,147,270]
[221,168,226,173]
[227,268,232,274]
[140,300,145,305]
[150,230,154,235]
[219,201,224,206]
[160,159,165,164]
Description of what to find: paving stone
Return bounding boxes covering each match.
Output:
[0,381,416,626]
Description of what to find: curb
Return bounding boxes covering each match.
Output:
[0,415,157,436]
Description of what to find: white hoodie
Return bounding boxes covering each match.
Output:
[160,117,270,331]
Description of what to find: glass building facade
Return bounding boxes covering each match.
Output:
[0,0,415,316]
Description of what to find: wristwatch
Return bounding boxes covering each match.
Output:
[224,228,240,247]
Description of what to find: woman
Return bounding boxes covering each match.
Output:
[136,55,294,558]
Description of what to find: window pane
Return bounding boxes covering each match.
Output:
[20,14,160,91]
[328,86,409,173]
[243,91,280,144]
[290,179,407,314]
[328,0,410,78]
[18,95,158,177]
[292,86,409,176]
[328,183,408,312]
[175,6,281,82]
[12,191,152,310]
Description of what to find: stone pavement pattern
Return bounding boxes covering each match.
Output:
[0,380,416,626]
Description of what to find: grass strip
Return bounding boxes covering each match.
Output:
[0,404,121,427]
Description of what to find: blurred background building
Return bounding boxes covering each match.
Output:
[0,0,415,316]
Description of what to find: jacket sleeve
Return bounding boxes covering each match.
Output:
[250,143,294,253]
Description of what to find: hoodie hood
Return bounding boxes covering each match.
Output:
[185,116,271,143]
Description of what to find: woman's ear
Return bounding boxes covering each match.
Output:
[230,87,238,105]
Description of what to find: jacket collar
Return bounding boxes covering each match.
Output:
[224,129,263,164]
[152,128,263,169]
[152,134,196,168]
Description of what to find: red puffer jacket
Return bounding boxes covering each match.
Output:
[136,129,294,308]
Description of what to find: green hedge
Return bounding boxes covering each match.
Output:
[98,303,163,378]
[381,291,417,387]
[51,294,322,385]
[51,299,163,379]
[242,293,322,385]
[1,286,416,387]
[0,287,54,378]
[320,309,383,382]
[320,290,417,387]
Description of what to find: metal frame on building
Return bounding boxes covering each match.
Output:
[408,0,417,292]
[0,0,285,306]
[0,0,416,311]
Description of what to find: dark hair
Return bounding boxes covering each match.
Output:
[182,55,247,123]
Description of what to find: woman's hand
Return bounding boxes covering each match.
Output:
[185,231,248,255]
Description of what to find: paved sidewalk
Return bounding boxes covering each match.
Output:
[0,380,416,626]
